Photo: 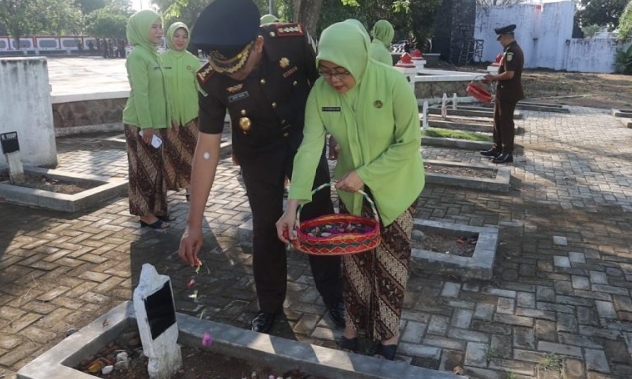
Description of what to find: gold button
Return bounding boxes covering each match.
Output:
[272,102,277,108]
[241,109,246,116]
[293,81,298,86]
[260,79,266,85]
[269,32,275,37]
[283,132,289,137]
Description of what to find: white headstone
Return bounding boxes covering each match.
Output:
[452,93,458,110]
[441,93,448,119]
[422,101,429,130]
[133,264,182,379]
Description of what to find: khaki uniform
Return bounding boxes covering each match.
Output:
[494,40,524,154]
[196,23,342,314]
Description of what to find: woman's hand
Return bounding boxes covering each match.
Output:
[276,200,299,244]
[141,128,155,145]
[336,171,364,192]
[328,136,339,160]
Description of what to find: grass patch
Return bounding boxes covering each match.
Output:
[422,127,492,142]
[541,353,563,371]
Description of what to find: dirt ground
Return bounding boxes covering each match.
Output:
[456,63,632,109]
[521,71,632,109]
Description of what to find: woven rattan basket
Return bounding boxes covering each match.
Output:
[291,183,381,255]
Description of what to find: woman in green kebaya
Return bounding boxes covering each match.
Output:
[161,22,201,200]
[276,20,424,360]
[369,19,395,66]
[122,9,171,229]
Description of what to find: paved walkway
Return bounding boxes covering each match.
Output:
[2,105,632,379]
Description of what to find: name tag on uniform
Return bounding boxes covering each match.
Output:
[153,66,161,70]
[228,91,249,103]
[322,106,341,112]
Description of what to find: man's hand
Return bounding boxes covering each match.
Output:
[179,225,204,266]
[483,74,495,82]
[336,171,364,192]
[276,200,299,244]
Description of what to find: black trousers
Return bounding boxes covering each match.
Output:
[239,144,342,314]
[492,99,518,154]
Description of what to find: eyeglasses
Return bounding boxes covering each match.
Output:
[318,70,351,81]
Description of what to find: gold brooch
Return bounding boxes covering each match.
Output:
[279,58,290,68]
[227,84,243,93]
[374,100,383,109]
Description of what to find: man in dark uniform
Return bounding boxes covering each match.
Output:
[178,0,344,334]
[481,24,524,164]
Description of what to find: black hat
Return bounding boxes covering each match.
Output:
[191,0,261,74]
[495,24,516,40]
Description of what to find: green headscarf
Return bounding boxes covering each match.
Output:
[260,14,279,25]
[126,10,162,56]
[317,20,370,87]
[343,19,370,39]
[166,22,189,53]
[371,20,394,47]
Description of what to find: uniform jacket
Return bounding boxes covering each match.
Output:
[196,22,318,160]
[289,21,424,226]
[496,40,524,103]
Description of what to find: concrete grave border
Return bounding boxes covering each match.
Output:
[611,109,632,128]
[410,219,499,280]
[0,167,127,212]
[104,134,235,157]
[424,159,511,192]
[17,301,466,379]
[427,106,524,120]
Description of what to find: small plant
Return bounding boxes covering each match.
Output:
[507,372,517,379]
[541,353,563,371]
[582,24,601,37]
[486,346,507,364]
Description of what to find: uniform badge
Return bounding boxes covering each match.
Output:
[506,52,513,62]
[239,117,251,133]
[374,100,383,109]
[227,84,243,93]
[279,58,290,68]
[187,65,191,70]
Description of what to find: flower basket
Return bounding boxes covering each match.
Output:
[291,183,381,255]
[466,78,494,104]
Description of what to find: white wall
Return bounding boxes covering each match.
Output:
[0,58,57,169]
[475,0,621,73]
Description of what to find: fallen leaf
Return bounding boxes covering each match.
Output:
[102,319,109,327]
[187,278,195,289]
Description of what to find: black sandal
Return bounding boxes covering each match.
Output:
[157,213,176,222]
[338,336,358,353]
[139,219,170,229]
[374,343,398,360]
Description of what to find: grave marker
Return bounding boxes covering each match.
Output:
[1,131,24,183]
[133,264,182,379]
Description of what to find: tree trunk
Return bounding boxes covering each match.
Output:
[292,0,323,37]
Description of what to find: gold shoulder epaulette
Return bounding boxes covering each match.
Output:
[196,62,214,84]
[274,23,304,37]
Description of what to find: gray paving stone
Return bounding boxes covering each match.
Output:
[536,286,556,302]
[517,292,536,308]
[496,298,515,314]
[494,314,533,327]
[535,320,558,342]
[563,358,587,379]
[585,349,611,373]
[515,307,556,321]
[569,252,586,264]
[553,236,568,246]
[537,341,583,358]
[572,275,591,290]
[447,328,489,343]
[557,313,579,333]
[464,342,488,368]
[595,300,617,319]
[513,326,536,349]
[473,303,495,321]
[591,284,629,296]
[554,256,572,268]
[451,309,473,329]
[441,282,461,298]
[401,321,426,343]
[422,336,466,351]
[428,315,450,336]
[482,287,517,298]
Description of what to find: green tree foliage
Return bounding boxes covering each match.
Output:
[577,0,628,30]
[86,2,132,39]
[618,0,632,41]
[41,0,83,35]
[74,0,106,15]
[0,0,43,46]
[614,44,632,73]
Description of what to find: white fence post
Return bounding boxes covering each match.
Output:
[441,93,448,119]
[452,93,458,110]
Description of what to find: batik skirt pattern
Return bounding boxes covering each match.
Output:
[341,197,416,341]
[162,118,199,191]
[123,125,169,217]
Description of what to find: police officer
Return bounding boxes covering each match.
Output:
[178,0,344,334]
[481,24,524,164]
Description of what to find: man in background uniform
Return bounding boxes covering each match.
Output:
[178,0,344,334]
[481,24,524,164]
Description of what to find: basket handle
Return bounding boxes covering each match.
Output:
[295,182,380,231]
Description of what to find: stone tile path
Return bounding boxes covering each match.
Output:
[2,106,632,379]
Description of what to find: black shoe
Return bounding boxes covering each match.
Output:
[479,149,500,158]
[328,302,346,328]
[251,311,277,333]
[492,153,513,164]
